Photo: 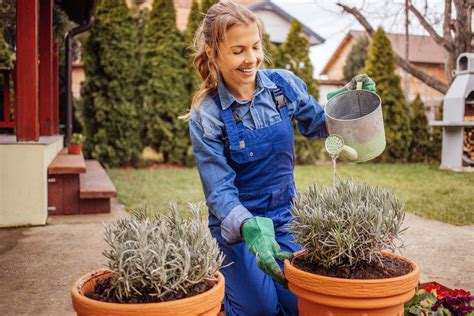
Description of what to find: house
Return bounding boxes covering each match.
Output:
[319,30,447,119]
[1,0,116,228]
[249,1,324,46]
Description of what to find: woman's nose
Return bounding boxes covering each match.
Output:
[244,50,257,64]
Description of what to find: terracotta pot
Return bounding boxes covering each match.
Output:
[284,252,419,316]
[68,144,82,155]
[71,269,225,316]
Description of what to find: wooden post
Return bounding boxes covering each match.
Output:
[53,40,59,135]
[16,0,39,141]
[39,0,53,136]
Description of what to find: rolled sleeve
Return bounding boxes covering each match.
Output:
[221,205,253,243]
[189,118,253,242]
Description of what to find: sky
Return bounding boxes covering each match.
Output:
[271,0,446,78]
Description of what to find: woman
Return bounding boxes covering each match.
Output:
[185,1,375,315]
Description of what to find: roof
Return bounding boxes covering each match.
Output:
[58,0,96,25]
[321,30,445,75]
[250,1,325,46]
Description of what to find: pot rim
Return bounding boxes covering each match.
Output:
[284,250,419,285]
[71,269,224,309]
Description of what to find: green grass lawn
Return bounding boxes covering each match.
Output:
[108,163,474,226]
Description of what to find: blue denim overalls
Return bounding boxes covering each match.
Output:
[208,71,302,316]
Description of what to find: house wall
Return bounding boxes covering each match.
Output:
[397,63,446,119]
[254,9,291,44]
[0,136,63,227]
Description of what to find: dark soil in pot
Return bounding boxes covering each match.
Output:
[293,254,413,279]
[85,276,212,304]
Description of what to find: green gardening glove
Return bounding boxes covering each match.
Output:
[241,217,293,287]
[327,74,376,100]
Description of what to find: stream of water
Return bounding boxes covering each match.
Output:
[331,154,338,186]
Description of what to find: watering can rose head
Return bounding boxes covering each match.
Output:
[324,75,386,162]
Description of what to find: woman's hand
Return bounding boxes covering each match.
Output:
[327,74,376,100]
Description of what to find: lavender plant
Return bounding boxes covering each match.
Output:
[290,178,405,269]
[102,203,224,302]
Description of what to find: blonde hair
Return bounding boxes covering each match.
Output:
[180,0,265,120]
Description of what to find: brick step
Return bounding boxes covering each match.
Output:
[79,160,117,214]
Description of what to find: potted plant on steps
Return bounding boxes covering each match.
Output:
[68,133,85,155]
[284,178,419,316]
[71,203,225,315]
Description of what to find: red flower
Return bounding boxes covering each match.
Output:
[450,289,471,297]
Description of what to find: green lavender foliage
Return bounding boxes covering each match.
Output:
[102,203,225,302]
[290,178,405,268]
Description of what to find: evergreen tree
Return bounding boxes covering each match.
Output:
[364,27,412,162]
[429,101,443,162]
[343,35,369,82]
[0,32,11,67]
[143,0,194,166]
[186,0,201,41]
[275,19,323,164]
[81,0,143,167]
[276,20,318,98]
[409,94,431,162]
[262,32,278,68]
[201,0,219,16]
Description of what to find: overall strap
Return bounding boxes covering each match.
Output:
[215,94,244,150]
[265,70,298,118]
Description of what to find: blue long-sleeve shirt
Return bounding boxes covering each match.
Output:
[189,69,328,243]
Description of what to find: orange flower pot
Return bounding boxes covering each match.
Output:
[71,270,225,316]
[68,144,82,155]
[284,252,419,316]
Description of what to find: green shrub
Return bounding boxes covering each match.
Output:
[364,27,412,162]
[102,203,224,302]
[143,0,194,166]
[343,35,369,82]
[81,0,143,167]
[290,178,405,268]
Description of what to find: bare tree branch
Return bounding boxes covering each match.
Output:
[409,3,455,52]
[443,0,452,41]
[336,3,374,35]
[396,56,447,93]
[337,2,448,94]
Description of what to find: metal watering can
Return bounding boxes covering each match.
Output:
[324,83,386,162]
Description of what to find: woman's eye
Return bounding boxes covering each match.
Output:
[232,50,242,55]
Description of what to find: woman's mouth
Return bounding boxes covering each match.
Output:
[237,66,256,74]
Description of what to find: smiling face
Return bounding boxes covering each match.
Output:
[213,22,264,97]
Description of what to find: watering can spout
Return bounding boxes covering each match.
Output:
[325,134,358,161]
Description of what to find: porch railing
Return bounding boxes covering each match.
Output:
[0,67,16,129]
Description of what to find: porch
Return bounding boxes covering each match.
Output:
[0,0,114,228]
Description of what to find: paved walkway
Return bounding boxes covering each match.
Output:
[0,199,472,315]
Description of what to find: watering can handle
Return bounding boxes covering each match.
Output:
[356,81,363,90]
